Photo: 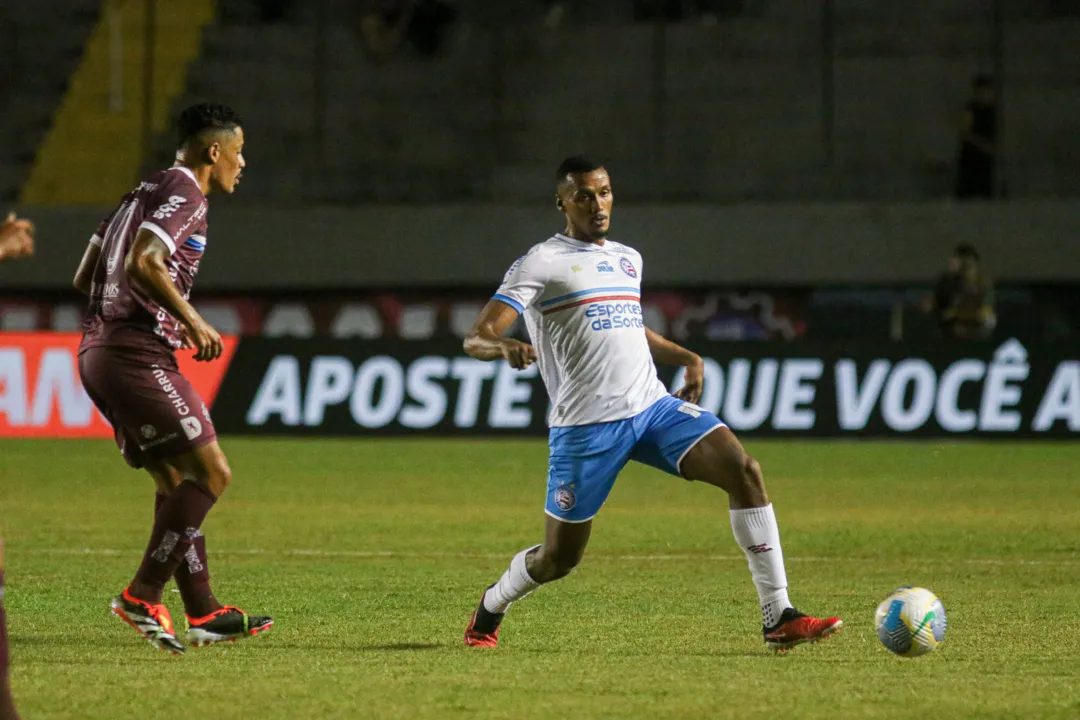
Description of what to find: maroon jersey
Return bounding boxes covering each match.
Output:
[80,166,209,354]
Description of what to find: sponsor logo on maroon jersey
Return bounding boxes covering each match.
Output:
[152,195,188,220]
[180,416,203,440]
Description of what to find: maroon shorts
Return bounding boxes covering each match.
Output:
[78,345,217,468]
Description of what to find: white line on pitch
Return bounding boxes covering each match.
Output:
[15,547,1078,566]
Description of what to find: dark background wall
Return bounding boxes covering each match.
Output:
[5,201,1078,289]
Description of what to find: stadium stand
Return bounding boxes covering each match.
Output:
[0,0,100,202]
[6,0,1080,204]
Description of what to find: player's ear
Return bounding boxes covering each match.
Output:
[205,142,220,164]
[555,195,564,210]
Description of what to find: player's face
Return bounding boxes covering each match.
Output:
[209,127,246,194]
[560,169,613,241]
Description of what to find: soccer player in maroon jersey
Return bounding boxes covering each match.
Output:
[0,212,32,717]
[72,104,272,654]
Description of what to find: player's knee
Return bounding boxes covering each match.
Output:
[210,459,232,496]
[196,456,231,497]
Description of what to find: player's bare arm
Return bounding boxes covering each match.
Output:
[72,242,101,295]
[644,327,704,403]
[125,229,222,361]
[463,300,538,369]
[0,211,34,263]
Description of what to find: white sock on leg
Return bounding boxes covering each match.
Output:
[483,545,541,614]
[730,504,793,628]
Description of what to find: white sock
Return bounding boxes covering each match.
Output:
[482,545,541,614]
[730,504,793,628]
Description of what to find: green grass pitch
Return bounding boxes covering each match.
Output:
[1,438,1078,719]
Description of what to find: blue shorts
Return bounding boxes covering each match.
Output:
[545,395,725,523]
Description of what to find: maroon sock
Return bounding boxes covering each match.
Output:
[131,481,217,604]
[0,570,19,720]
[155,491,220,617]
[174,531,221,619]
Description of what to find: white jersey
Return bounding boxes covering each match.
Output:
[493,233,669,427]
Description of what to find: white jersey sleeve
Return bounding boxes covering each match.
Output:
[492,249,548,315]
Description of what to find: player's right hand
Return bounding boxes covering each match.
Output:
[501,340,538,370]
[181,316,223,362]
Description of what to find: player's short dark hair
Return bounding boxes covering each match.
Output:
[176,103,242,147]
[556,155,604,182]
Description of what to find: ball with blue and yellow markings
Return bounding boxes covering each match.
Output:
[874,586,947,657]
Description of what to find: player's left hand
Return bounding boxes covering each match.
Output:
[0,211,35,263]
[673,358,704,404]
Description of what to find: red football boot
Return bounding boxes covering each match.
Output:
[764,608,843,652]
[185,606,274,647]
[464,589,503,647]
[110,587,185,655]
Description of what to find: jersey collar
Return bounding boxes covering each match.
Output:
[170,165,207,198]
[171,165,198,183]
[555,232,607,248]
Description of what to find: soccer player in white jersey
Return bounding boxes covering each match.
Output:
[462,156,842,652]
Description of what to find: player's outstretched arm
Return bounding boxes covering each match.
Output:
[644,327,704,403]
[125,229,222,361]
[72,242,101,296]
[463,300,537,369]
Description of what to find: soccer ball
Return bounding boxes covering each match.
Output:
[874,586,947,657]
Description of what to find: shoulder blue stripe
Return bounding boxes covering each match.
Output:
[492,294,525,315]
[538,286,640,308]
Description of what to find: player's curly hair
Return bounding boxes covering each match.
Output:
[176,103,242,147]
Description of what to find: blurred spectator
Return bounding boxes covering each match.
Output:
[921,243,996,339]
[954,74,998,200]
[357,0,458,60]
[542,1,566,28]
[0,211,34,263]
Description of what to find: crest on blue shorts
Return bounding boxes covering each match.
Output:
[554,485,577,511]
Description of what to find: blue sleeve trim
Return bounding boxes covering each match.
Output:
[492,294,525,315]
